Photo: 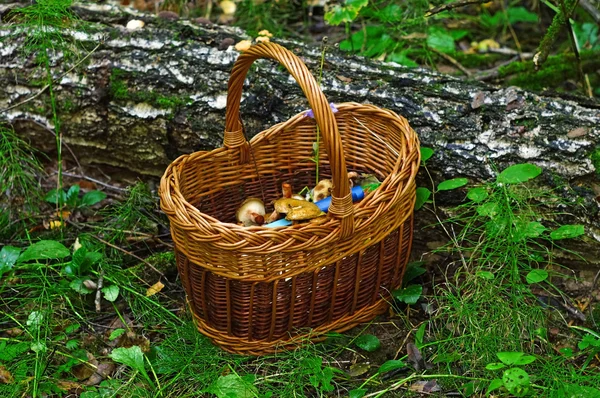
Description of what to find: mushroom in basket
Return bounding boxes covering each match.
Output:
[236,198,266,226]
[272,198,324,224]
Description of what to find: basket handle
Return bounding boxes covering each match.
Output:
[224,41,354,237]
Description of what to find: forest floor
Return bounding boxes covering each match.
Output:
[2,0,600,397]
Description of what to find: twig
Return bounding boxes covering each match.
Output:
[95,269,105,312]
[473,56,520,81]
[60,171,128,192]
[425,0,489,17]
[487,48,533,58]
[0,40,104,113]
[430,48,472,76]
[93,236,165,277]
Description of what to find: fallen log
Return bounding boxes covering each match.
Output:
[1,2,599,265]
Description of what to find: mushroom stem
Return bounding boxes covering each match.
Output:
[266,209,279,224]
[250,212,265,225]
[282,182,292,198]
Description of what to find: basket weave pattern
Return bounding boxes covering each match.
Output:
[160,42,420,355]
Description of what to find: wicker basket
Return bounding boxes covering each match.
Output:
[159,42,420,355]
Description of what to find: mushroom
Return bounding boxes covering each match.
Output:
[312,179,333,202]
[286,201,324,222]
[271,198,324,222]
[282,182,293,198]
[347,171,359,188]
[236,198,266,226]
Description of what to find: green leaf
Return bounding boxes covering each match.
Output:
[81,190,107,207]
[349,389,367,398]
[507,7,538,24]
[415,322,426,348]
[521,221,546,238]
[503,367,530,397]
[487,378,504,395]
[102,285,120,302]
[0,246,21,277]
[414,187,431,211]
[449,29,469,40]
[497,351,529,366]
[526,269,548,284]
[346,0,368,8]
[496,163,541,184]
[66,339,79,350]
[559,347,573,357]
[573,22,599,50]
[27,311,44,329]
[18,240,70,263]
[378,360,406,374]
[66,185,80,207]
[392,284,422,304]
[420,147,434,163]
[486,362,506,370]
[110,346,149,381]
[578,334,600,350]
[550,225,585,240]
[362,33,395,58]
[324,5,359,25]
[70,278,94,294]
[513,355,536,366]
[477,202,500,218]
[467,187,488,203]
[44,188,66,205]
[477,271,495,280]
[427,26,455,53]
[109,328,126,341]
[403,261,426,284]
[65,323,81,334]
[437,178,468,191]
[206,374,258,398]
[355,334,381,352]
[387,50,418,67]
[375,4,402,23]
[340,30,366,52]
[31,341,47,353]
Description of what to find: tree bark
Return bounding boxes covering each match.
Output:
[1,2,599,264]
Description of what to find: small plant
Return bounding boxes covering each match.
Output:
[44,184,106,210]
[485,351,537,397]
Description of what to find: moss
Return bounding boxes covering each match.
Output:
[498,50,600,92]
[109,68,190,111]
[513,118,537,129]
[453,52,503,68]
[109,68,129,100]
[591,146,600,175]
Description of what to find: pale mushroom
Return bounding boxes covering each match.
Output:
[312,179,333,202]
[236,198,266,226]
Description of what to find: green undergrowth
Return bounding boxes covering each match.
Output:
[414,151,600,396]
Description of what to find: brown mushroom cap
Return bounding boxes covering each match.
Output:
[285,201,324,221]
[236,198,266,226]
[273,198,306,214]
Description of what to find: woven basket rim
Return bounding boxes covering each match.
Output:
[160,102,419,239]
